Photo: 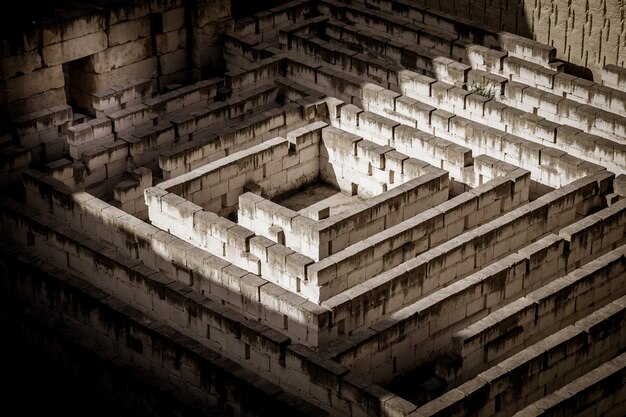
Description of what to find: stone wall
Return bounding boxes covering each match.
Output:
[1,1,625,416]
[369,0,625,80]
[8,137,624,417]
[158,101,307,179]
[0,242,324,417]
[416,295,626,416]
[19,172,331,348]
[514,350,626,416]
[454,244,626,384]
[0,190,418,417]
[320,172,609,339]
[0,0,235,119]
[239,171,448,262]
[278,22,621,186]
[156,132,321,217]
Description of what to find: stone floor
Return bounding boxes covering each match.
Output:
[274,182,364,217]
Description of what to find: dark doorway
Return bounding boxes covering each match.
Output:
[62,59,93,116]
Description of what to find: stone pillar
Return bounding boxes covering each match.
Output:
[0,26,66,118]
[189,0,234,81]
[151,0,188,89]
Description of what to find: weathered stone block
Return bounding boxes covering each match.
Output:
[107,16,151,46]
[0,50,42,80]
[85,38,152,73]
[71,57,157,92]
[160,49,188,75]
[155,28,187,54]
[65,123,94,146]
[42,31,108,66]
[5,65,65,103]
[192,0,231,27]
[162,7,186,32]
[42,13,105,46]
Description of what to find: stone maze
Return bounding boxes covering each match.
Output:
[1,0,626,416]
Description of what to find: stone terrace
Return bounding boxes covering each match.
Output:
[1,1,625,417]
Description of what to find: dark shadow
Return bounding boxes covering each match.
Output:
[385,355,462,407]
[0,0,73,36]
[272,181,347,212]
[231,0,291,19]
[0,259,217,417]
[0,193,319,417]
[554,59,595,80]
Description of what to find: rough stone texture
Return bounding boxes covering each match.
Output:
[421,0,625,80]
[0,1,625,417]
[42,31,108,66]
[84,38,153,73]
[5,65,65,103]
[107,16,151,46]
[0,50,42,80]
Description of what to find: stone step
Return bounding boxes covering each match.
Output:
[286,14,626,158]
